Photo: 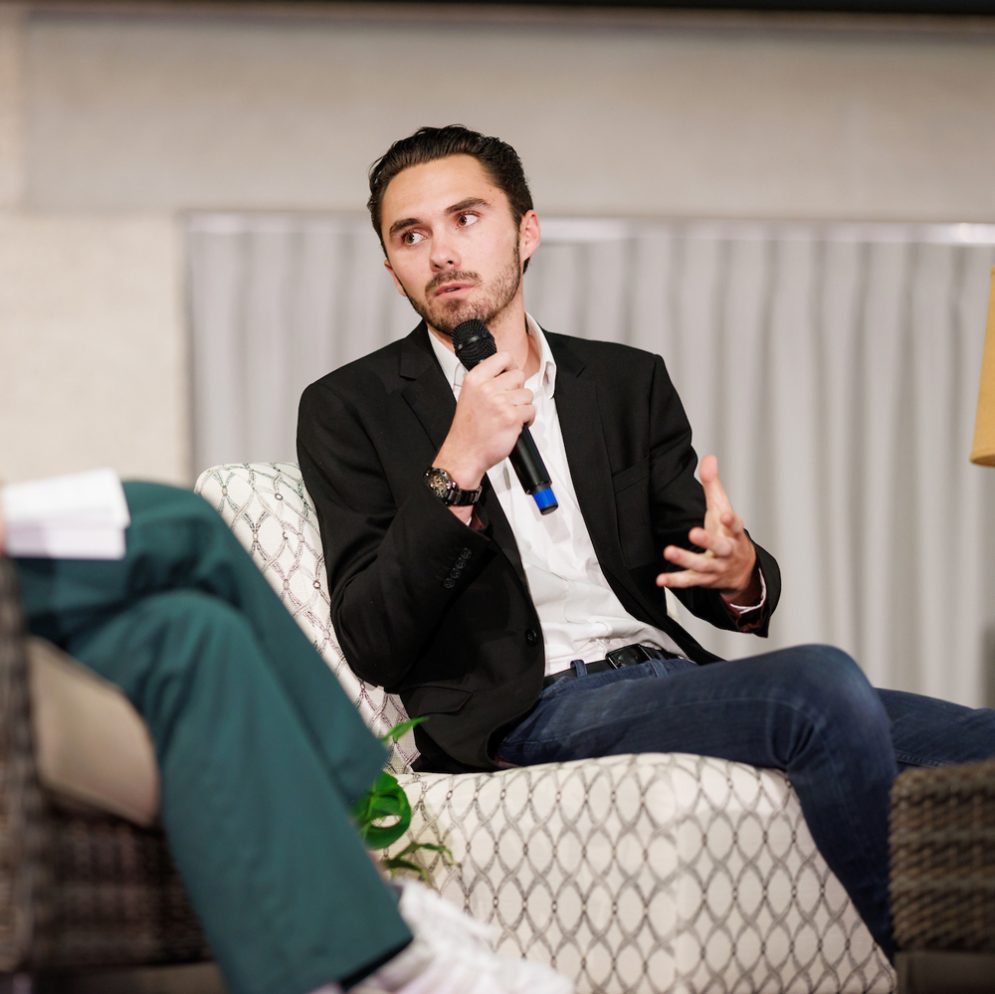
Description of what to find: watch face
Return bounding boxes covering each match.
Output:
[425,466,481,505]
[425,467,455,502]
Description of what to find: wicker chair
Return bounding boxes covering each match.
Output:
[890,758,995,993]
[0,557,211,991]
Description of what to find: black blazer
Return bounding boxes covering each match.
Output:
[297,324,780,773]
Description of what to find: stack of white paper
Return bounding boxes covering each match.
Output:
[1,469,130,559]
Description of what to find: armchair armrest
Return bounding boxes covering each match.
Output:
[0,556,49,971]
[891,757,995,953]
[395,753,894,994]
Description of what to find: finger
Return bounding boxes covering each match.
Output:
[656,568,711,589]
[498,394,535,430]
[467,350,517,381]
[719,511,745,537]
[503,388,534,407]
[492,368,527,391]
[699,454,733,516]
[688,528,735,558]
[662,545,725,574]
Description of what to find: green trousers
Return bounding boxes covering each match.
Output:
[16,481,411,994]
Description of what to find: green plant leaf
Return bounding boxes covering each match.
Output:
[364,819,410,850]
[352,717,459,875]
[393,841,454,862]
[353,770,412,847]
[381,716,428,745]
[365,793,405,819]
[381,857,431,882]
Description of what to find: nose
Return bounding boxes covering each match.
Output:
[429,230,459,271]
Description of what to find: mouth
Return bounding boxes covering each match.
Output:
[433,282,475,297]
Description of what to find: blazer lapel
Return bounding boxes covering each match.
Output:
[549,336,626,580]
[398,325,457,448]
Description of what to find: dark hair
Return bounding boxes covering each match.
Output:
[367,124,534,247]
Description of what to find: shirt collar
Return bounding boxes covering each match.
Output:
[427,314,558,399]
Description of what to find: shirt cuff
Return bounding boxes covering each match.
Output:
[723,566,767,630]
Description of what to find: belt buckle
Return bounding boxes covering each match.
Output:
[605,643,654,670]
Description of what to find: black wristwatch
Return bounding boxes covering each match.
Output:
[424,467,482,506]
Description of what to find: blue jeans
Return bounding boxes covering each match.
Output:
[496,644,995,960]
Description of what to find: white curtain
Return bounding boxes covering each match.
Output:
[187,214,995,707]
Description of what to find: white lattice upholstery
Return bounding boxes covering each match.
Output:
[195,463,896,994]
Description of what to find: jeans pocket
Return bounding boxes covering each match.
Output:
[649,656,698,678]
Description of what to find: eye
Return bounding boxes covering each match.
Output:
[456,212,479,229]
[400,230,425,246]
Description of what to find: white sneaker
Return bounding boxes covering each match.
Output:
[350,879,574,994]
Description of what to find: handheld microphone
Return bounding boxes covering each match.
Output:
[451,320,558,515]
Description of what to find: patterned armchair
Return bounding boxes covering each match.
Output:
[195,462,896,994]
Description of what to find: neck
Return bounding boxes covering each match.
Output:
[488,303,532,372]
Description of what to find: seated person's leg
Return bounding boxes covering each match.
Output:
[878,688,995,769]
[19,480,377,802]
[13,488,575,994]
[58,587,408,994]
[498,644,902,958]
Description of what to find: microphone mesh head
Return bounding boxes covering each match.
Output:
[452,320,496,370]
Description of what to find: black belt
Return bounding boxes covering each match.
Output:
[542,643,679,689]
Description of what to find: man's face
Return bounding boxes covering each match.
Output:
[379,154,539,336]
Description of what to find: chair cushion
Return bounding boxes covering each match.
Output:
[28,637,159,826]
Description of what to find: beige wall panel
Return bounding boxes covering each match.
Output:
[21,11,995,221]
[0,215,188,485]
[0,5,24,207]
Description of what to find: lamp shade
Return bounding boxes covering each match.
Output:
[970,267,995,467]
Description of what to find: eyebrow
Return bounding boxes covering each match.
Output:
[387,197,491,240]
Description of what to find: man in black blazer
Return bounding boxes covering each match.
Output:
[298,125,995,960]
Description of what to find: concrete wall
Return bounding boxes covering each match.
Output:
[0,6,24,209]
[3,2,995,483]
[0,213,185,483]
[1,5,187,484]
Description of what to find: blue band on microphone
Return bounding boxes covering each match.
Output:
[531,485,558,515]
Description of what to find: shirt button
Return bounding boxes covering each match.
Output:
[525,628,539,646]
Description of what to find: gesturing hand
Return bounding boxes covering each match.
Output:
[656,454,759,603]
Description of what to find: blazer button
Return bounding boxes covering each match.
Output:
[525,628,539,646]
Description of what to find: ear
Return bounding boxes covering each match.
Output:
[384,258,408,298]
[519,210,541,267]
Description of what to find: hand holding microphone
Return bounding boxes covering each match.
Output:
[447,320,558,515]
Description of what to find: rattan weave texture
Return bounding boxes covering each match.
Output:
[0,557,210,973]
[890,758,995,953]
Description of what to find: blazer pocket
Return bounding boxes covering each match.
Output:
[612,457,650,494]
[402,684,471,718]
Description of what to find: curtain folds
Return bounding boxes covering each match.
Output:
[187,214,995,706]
